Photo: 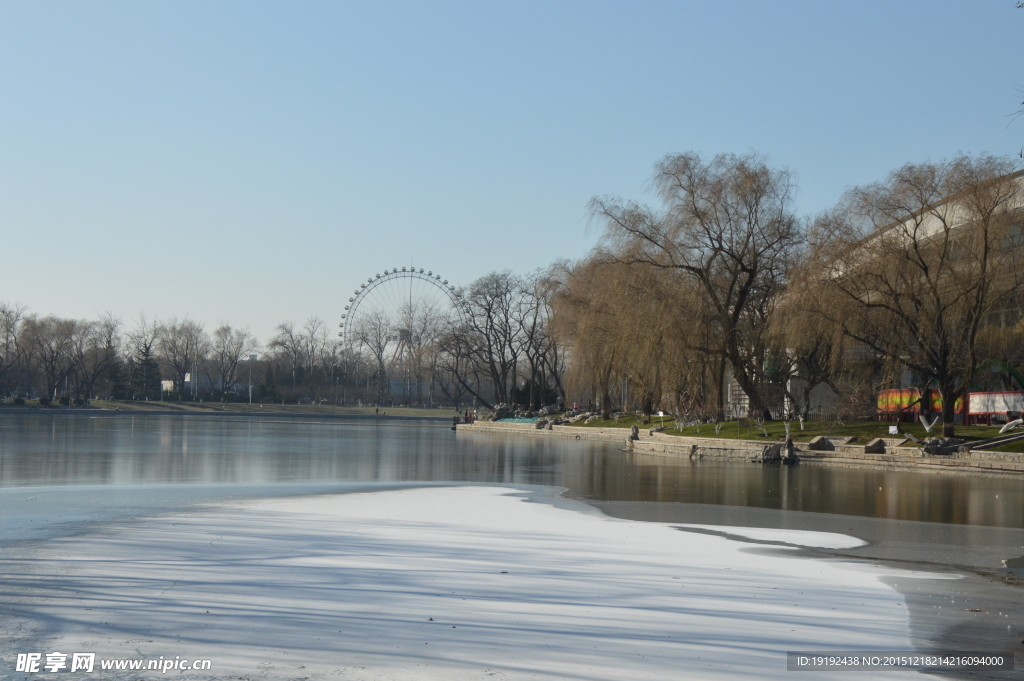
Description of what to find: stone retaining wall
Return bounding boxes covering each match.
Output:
[459,422,776,461]
[634,438,780,463]
[457,421,1024,475]
[457,421,638,443]
[796,448,1024,474]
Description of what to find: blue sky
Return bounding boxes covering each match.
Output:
[1,1,1021,342]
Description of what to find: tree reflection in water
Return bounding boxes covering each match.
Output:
[1,414,1021,529]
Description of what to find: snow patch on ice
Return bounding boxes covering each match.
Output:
[0,485,921,680]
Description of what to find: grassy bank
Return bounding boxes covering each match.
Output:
[563,415,1024,452]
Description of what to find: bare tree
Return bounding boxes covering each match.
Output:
[127,315,162,399]
[395,299,447,405]
[552,257,628,417]
[72,313,122,402]
[441,271,525,408]
[268,321,303,387]
[0,303,27,395]
[517,272,561,410]
[808,155,1024,436]
[301,317,329,380]
[769,260,853,421]
[592,152,802,418]
[533,269,569,408]
[158,318,210,397]
[23,316,79,399]
[354,310,392,405]
[207,324,259,395]
[552,253,713,420]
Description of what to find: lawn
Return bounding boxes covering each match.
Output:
[564,414,1024,451]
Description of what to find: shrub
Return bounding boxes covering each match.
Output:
[73,397,85,406]
[13,397,24,406]
[38,397,51,406]
[59,396,71,406]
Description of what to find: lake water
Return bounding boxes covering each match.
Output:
[2,413,1023,529]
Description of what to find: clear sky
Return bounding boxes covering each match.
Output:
[1,1,1021,343]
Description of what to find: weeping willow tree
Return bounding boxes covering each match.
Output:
[770,264,854,420]
[589,152,803,418]
[551,253,719,421]
[806,155,1024,436]
[550,256,622,418]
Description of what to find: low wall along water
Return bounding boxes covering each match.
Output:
[457,422,1024,475]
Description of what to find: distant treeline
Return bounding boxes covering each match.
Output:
[0,270,565,410]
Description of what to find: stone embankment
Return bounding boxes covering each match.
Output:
[794,434,1024,474]
[456,420,650,443]
[458,422,781,463]
[456,422,1024,475]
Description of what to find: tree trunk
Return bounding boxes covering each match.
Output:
[641,392,654,424]
[802,384,813,420]
[941,388,956,438]
[714,355,727,421]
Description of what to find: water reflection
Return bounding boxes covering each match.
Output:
[1,414,1022,528]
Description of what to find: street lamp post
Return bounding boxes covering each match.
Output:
[248,354,258,404]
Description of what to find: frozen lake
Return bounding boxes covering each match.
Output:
[2,413,1023,679]
[1,413,1023,528]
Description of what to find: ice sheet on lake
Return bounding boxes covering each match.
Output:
[0,485,923,680]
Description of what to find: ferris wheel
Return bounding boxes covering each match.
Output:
[338,267,467,356]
